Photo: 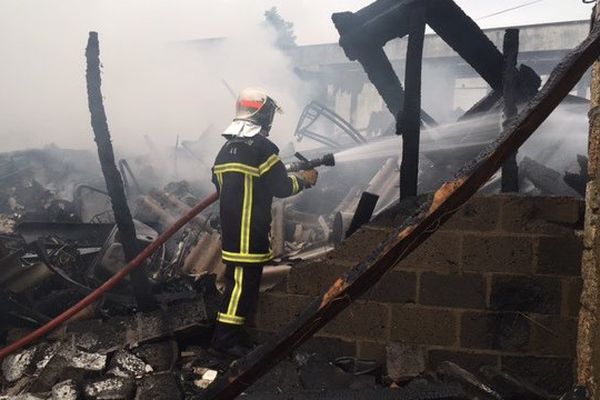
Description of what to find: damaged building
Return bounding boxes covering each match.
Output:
[1,0,600,399]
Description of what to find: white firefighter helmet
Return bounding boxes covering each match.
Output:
[223,87,282,138]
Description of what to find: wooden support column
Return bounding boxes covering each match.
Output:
[85,32,154,311]
[399,8,426,199]
[501,29,520,192]
[578,7,600,399]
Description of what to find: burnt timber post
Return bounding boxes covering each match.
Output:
[85,32,154,311]
[399,8,426,199]
[501,29,520,192]
[578,6,600,399]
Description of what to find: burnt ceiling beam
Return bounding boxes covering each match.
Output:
[425,0,505,91]
[204,19,600,400]
[333,0,541,96]
[332,11,437,127]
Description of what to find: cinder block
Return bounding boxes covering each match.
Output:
[364,270,417,304]
[135,372,182,400]
[420,272,486,309]
[322,301,390,340]
[490,274,562,314]
[460,311,530,352]
[441,196,501,232]
[324,227,392,265]
[501,355,574,395]
[499,195,583,234]
[462,234,533,274]
[537,235,583,276]
[427,349,499,372]
[299,336,358,360]
[287,261,352,297]
[254,293,313,332]
[527,315,577,357]
[562,278,582,317]
[386,342,426,381]
[357,341,387,365]
[390,306,458,346]
[398,231,461,272]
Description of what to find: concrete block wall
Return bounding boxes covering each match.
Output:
[252,195,584,394]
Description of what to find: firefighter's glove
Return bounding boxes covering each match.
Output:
[299,169,318,188]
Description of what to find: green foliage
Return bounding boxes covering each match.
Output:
[264,6,297,49]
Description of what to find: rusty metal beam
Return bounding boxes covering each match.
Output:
[203,22,600,400]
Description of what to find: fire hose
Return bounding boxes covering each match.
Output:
[0,192,219,361]
[0,152,336,361]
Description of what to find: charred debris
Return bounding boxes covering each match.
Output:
[0,0,595,399]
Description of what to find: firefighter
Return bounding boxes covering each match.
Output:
[210,88,318,357]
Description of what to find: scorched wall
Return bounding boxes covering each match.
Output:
[251,194,584,395]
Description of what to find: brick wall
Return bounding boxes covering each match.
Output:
[252,194,584,394]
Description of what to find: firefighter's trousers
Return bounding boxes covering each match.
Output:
[212,263,263,348]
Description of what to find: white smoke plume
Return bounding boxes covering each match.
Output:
[0,0,312,159]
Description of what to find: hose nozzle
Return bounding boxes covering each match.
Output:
[285,152,336,172]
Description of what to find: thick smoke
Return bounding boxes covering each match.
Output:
[0,0,312,160]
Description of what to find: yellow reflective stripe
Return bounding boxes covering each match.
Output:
[258,154,280,175]
[291,175,299,194]
[217,312,245,325]
[222,250,273,263]
[213,163,260,177]
[226,266,244,317]
[216,172,223,188]
[214,156,279,177]
[240,174,253,253]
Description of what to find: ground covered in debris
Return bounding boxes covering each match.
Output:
[0,182,585,399]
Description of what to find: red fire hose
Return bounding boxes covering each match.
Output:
[0,191,219,361]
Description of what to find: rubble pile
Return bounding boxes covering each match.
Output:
[4,326,586,400]
[0,297,211,400]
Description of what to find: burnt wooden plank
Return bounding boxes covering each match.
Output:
[203,19,600,400]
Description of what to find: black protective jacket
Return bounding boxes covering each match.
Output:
[212,135,304,265]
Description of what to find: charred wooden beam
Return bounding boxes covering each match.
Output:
[425,0,505,91]
[332,12,436,128]
[346,192,380,238]
[333,12,404,117]
[85,32,154,311]
[501,29,520,193]
[399,8,426,199]
[204,20,600,400]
